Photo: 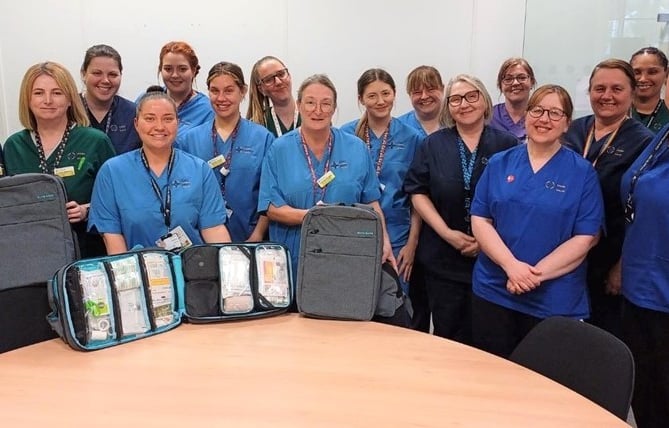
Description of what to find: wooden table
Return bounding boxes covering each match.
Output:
[0,314,628,427]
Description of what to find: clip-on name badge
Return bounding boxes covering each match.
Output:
[54,166,76,178]
[317,170,335,188]
[156,225,193,251]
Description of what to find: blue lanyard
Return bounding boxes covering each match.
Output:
[457,137,478,191]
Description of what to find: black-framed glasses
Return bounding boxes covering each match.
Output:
[502,74,530,85]
[528,106,566,121]
[447,90,480,107]
[258,68,289,86]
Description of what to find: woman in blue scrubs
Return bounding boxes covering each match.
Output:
[340,68,422,292]
[620,124,669,428]
[397,65,445,138]
[80,44,140,154]
[177,62,274,242]
[146,41,213,134]
[562,59,654,338]
[258,74,393,278]
[470,85,604,357]
[404,74,518,343]
[89,91,231,254]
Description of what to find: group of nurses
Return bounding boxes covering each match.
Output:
[340,68,422,292]
[404,74,518,343]
[258,74,393,278]
[470,85,604,357]
[177,61,274,242]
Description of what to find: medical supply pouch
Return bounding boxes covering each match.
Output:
[47,243,292,351]
[297,204,384,321]
[0,173,78,291]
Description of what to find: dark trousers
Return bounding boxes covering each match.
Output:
[622,298,669,428]
[587,268,623,339]
[423,270,471,344]
[471,294,541,358]
[408,263,430,333]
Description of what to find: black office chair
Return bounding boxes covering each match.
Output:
[509,316,634,421]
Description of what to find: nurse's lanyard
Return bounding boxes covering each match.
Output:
[140,149,176,232]
[582,118,627,167]
[364,121,390,176]
[299,129,333,205]
[457,137,478,234]
[623,126,669,223]
[270,102,298,137]
[177,90,195,111]
[80,93,114,136]
[210,118,241,197]
[34,124,73,174]
[634,99,663,129]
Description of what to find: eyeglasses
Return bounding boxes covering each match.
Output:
[302,99,334,113]
[502,74,530,85]
[447,90,480,107]
[528,106,566,121]
[258,68,289,87]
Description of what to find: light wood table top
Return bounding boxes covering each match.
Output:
[0,314,628,427]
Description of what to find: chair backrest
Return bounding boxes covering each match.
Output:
[509,316,634,420]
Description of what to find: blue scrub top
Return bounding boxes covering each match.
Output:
[89,148,227,249]
[397,110,428,140]
[258,127,381,275]
[621,124,669,313]
[340,118,422,252]
[177,118,274,242]
[471,145,604,319]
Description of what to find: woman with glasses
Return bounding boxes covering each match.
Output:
[80,44,140,154]
[620,124,669,428]
[259,74,394,281]
[397,65,445,138]
[562,59,654,338]
[470,85,604,357]
[147,41,213,134]
[631,47,669,134]
[340,68,422,293]
[247,56,301,137]
[489,58,536,141]
[176,62,274,242]
[403,74,518,342]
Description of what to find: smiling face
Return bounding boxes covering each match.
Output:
[208,73,246,121]
[589,68,633,124]
[360,80,395,122]
[297,83,335,133]
[135,97,178,151]
[257,58,292,104]
[501,64,533,105]
[82,56,121,105]
[160,52,195,96]
[631,53,668,103]
[448,81,485,128]
[410,84,443,118]
[29,74,71,125]
[526,92,570,146]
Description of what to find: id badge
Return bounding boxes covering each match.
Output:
[54,166,75,178]
[156,226,193,250]
[317,170,335,188]
[208,154,225,169]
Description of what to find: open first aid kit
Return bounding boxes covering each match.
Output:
[47,243,292,351]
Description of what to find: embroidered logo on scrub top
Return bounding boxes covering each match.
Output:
[387,142,405,150]
[235,146,255,154]
[545,180,566,193]
[331,161,349,169]
[605,145,624,157]
[171,179,191,188]
[480,156,489,165]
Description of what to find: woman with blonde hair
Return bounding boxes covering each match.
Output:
[247,56,300,137]
[4,61,115,257]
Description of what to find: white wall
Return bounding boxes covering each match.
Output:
[0,0,526,141]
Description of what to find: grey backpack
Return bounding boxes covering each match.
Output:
[297,204,402,320]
